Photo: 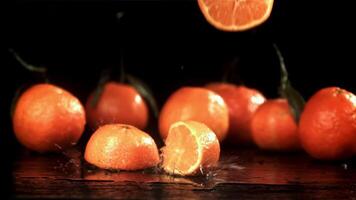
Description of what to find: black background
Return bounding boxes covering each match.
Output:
[1,0,356,197]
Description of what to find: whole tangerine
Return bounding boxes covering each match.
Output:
[159,87,229,142]
[206,83,265,145]
[13,83,86,153]
[251,99,300,151]
[86,82,148,130]
[299,87,356,160]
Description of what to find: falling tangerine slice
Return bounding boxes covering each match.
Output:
[197,0,274,31]
[161,121,220,176]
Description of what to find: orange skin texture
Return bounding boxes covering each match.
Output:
[84,124,160,170]
[13,84,86,153]
[299,87,356,160]
[86,82,148,130]
[251,99,300,151]
[159,87,229,142]
[206,83,265,145]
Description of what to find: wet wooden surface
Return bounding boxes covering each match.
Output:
[13,147,356,199]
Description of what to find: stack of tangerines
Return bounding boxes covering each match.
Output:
[9,0,356,177]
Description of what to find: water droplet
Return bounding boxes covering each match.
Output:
[54,143,62,150]
[342,163,348,170]
[116,12,124,20]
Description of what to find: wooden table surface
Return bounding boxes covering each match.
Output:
[12,146,356,199]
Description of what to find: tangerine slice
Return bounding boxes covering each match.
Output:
[197,0,274,31]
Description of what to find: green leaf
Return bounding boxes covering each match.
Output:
[279,82,305,122]
[125,74,159,118]
[90,69,111,108]
[9,49,47,73]
[116,12,125,20]
[9,49,49,83]
[273,44,305,122]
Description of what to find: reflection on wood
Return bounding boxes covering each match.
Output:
[13,147,356,199]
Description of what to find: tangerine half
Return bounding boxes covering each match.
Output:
[161,120,220,176]
[197,0,274,31]
[84,124,160,170]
